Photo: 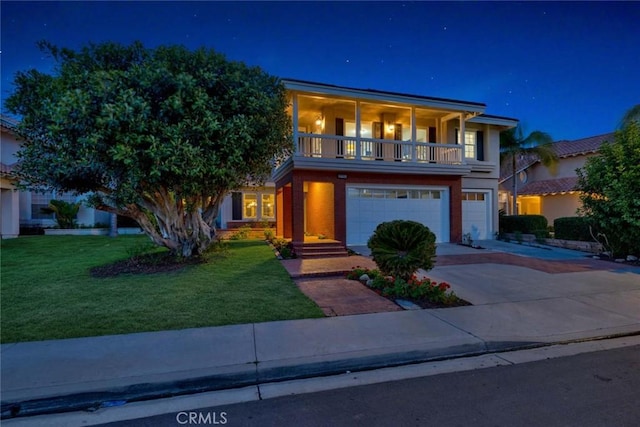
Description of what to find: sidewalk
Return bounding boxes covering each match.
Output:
[2,243,639,419]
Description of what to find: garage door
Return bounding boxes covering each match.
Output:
[346,186,449,245]
[462,191,490,240]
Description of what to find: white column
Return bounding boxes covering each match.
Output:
[459,113,466,164]
[1,188,20,238]
[355,100,362,160]
[411,107,417,162]
[292,94,299,155]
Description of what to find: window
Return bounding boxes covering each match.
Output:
[243,193,257,218]
[233,191,275,221]
[518,171,528,184]
[261,194,275,218]
[458,130,484,160]
[31,191,76,220]
[460,131,476,159]
[462,192,486,201]
[348,188,442,199]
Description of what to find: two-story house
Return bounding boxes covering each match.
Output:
[498,132,613,224]
[217,79,517,256]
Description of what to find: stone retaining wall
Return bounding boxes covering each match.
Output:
[544,238,603,253]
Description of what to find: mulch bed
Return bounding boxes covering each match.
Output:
[360,283,472,309]
[90,253,205,278]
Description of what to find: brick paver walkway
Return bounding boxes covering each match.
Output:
[436,253,627,274]
[281,256,376,278]
[295,277,401,316]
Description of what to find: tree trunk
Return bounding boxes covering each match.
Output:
[108,212,118,238]
[512,154,518,215]
[95,189,223,258]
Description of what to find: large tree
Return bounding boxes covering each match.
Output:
[6,41,292,257]
[576,120,640,257]
[500,125,557,215]
[619,103,640,129]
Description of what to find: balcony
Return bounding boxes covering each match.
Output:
[296,133,462,165]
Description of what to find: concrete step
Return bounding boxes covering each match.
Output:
[292,242,349,259]
[298,251,349,259]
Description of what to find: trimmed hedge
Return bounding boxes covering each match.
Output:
[554,216,596,241]
[500,215,548,236]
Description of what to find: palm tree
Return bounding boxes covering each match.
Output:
[620,104,640,129]
[500,125,557,215]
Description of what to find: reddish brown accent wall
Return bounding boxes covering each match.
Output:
[449,178,463,242]
[282,185,292,238]
[291,175,305,243]
[334,180,346,243]
[276,187,284,238]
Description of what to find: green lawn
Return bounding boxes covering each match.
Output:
[0,236,323,343]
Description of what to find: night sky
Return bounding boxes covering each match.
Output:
[2,1,639,141]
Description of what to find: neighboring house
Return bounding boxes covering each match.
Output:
[217,183,276,230]
[0,115,110,236]
[217,79,517,255]
[498,132,613,224]
[1,117,20,238]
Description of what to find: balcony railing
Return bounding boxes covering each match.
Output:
[296,134,462,165]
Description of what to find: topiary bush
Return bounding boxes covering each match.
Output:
[499,215,548,234]
[554,216,597,241]
[367,220,436,281]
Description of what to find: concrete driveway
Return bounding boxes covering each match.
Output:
[424,240,639,308]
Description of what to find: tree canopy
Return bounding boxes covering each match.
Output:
[577,121,640,256]
[6,41,292,257]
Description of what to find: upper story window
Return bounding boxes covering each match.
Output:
[458,129,485,161]
[461,131,476,159]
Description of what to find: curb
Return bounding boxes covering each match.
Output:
[4,333,638,420]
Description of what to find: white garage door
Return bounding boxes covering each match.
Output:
[462,191,490,240]
[346,186,449,245]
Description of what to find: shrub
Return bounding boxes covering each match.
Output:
[229,225,252,240]
[264,228,275,241]
[554,217,597,241]
[367,220,436,281]
[41,199,81,229]
[346,266,378,281]
[271,237,295,259]
[347,268,460,305]
[500,215,548,234]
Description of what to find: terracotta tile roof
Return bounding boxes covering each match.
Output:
[499,132,614,181]
[518,177,580,196]
[0,116,19,131]
[551,133,614,158]
[0,162,17,176]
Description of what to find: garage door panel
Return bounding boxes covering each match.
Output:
[462,191,490,240]
[347,186,448,245]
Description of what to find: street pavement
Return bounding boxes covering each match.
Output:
[1,240,639,421]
